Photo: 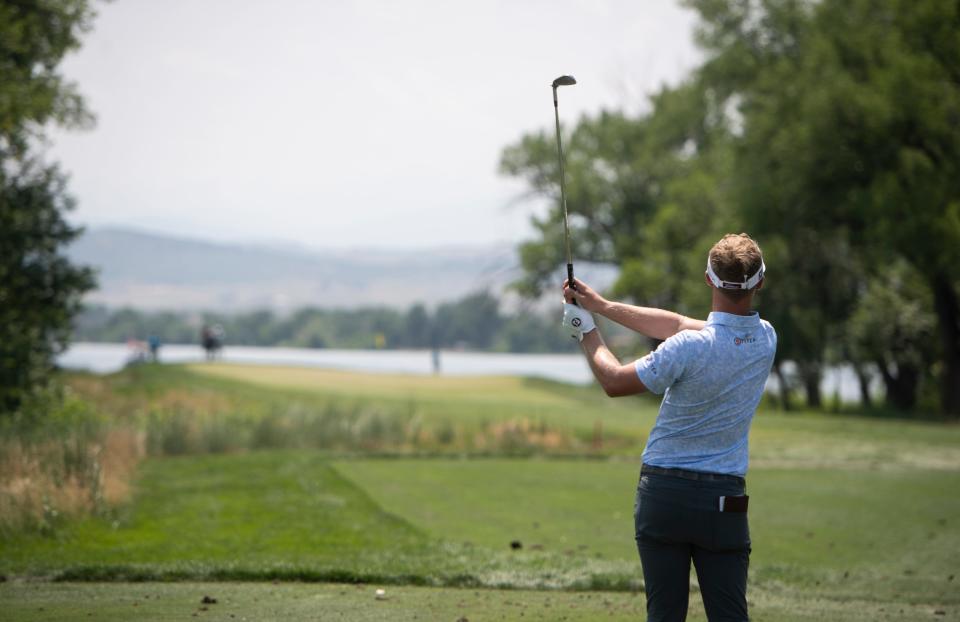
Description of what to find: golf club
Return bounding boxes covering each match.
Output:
[552,74,577,304]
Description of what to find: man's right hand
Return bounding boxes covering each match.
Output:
[563,278,607,313]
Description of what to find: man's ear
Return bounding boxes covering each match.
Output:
[704,272,713,288]
[754,277,764,291]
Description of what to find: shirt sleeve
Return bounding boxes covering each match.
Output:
[634,331,695,395]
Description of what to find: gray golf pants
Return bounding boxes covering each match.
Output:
[634,466,750,622]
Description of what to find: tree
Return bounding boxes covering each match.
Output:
[0,0,98,414]
[846,261,938,412]
[500,81,735,327]
[689,0,960,415]
[433,292,501,349]
[503,0,959,416]
[404,303,432,348]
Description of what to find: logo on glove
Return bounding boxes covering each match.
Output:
[572,317,582,328]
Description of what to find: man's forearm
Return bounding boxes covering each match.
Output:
[598,301,703,340]
[579,329,646,397]
[581,329,621,384]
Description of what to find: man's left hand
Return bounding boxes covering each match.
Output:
[562,302,596,342]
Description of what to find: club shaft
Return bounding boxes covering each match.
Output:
[553,88,576,296]
[552,91,572,267]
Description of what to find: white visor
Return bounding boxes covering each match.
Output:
[706,258,765,290]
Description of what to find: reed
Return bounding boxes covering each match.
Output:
[0,396,143,535]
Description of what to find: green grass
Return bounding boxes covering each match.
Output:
[3,364,959,621]
[1,581,659,622]
[335,458,640,560]
[335,458,960,607]
[2,580,954,621]
[188,363,960,466]
[0,451,442,582]
[0,450,638,590]
[186,363,658,449]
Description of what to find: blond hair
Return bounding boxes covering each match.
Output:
[709,233,764,288]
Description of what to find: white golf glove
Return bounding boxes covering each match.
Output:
[562,302,596,342]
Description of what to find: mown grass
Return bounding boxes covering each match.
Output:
[335,459,960,607]
[0,449,643,591]
[1,581,657,622]
[1,451,441,582]
[2,363,959,621]
[4,580,954,622]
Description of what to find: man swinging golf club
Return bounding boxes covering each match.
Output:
[561,233,776,622]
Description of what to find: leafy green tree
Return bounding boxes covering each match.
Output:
[847,261,938,412]
[500,81,734,326]
[404,304,432,348]
[433,292,502,349]
[0,0,98,414]
[503,0,959,416]
[689,0,960,415]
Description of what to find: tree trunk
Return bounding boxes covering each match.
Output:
[774,360,792,411]
[852,363,873,410]
[876,357,919,412]
[797,361,822,409]
[930,272,960,418]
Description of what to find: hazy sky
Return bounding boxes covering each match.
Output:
[51,0,701,250]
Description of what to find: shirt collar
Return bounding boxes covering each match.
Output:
[706,311,761,328]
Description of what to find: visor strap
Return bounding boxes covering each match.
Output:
[706,259,765,290]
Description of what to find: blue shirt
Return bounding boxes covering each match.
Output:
[635,311,777,477]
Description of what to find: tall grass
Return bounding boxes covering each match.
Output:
[138,399,588,456]
[0,393,142,536]
[2,369,601,536]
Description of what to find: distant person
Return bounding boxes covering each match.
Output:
[147,334,161,363]
[125,338,149,366]
[431,346,441,375]
[201,324,223,361]
[561,233,776,622]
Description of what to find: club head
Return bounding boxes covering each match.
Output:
[552,75,577,88]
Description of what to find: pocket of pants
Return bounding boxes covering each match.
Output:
[712,512,751,553]
[635,493,686,543]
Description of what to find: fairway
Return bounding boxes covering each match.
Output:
[336,458,642,560]
[336,458,960,606]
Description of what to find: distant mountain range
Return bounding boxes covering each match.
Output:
[68,227,618,312]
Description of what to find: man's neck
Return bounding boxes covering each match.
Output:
[711,290,755,316]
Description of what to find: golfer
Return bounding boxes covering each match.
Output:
[562,233,776,622]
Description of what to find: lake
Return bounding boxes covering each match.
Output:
[59,342,871,402]
[58,342,594,385]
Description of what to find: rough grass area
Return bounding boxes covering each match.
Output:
[192,363,960,469]
[0,395,141,536]
[186,363,656,450]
